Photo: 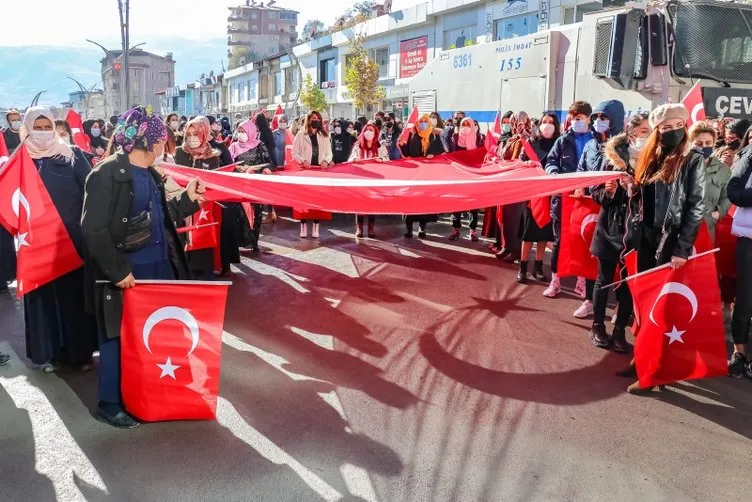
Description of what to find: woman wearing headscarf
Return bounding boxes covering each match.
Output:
[230,119,273,252]
[55,119,95,165]
[517,112,561,283]
[494,111,532,263]
[20,106,97,374]
[83,119,108,158]
[82,106,204,428]
[399,113,445,238]
[255,112,278,169]
[349,122,389,238]
[623,104,706,394]
[331,118,356,164]
[175,116,231,277]
[292,110,334,238]
[447,118,484,242]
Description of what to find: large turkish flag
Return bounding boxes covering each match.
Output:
[0,146,83,296]
[715,207,737,277]
[629,252,727,388]
[691,220,713,255]
[558,196,600,280]
[0,131,8,158]
[521,140,552,228]
[120,280,230,422]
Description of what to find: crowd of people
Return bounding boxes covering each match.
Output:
[0,95,751,426]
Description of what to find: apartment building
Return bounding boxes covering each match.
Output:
[227,2,299,62]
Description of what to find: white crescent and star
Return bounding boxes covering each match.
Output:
[664,325,686,345]
[690,103,705,124]
[580,214,598,241]
[198,208,210,222]
[142,306,201,379]
[14,233,29,251]
[12,188,31,223]
[649,282,699,326]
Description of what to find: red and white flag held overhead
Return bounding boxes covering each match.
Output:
[398,106,419,145]
[0,147,84,296]
[628,252,727,389]
[120,280,230,422]
[681,82,706,128]
[65,109,92,153]
[270,104,284,130]
[484,112,502,155]
[558,196,600,280]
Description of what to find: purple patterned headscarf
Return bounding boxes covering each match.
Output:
[113,106,167,153]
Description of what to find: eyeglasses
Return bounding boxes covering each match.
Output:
[594,114,608,120]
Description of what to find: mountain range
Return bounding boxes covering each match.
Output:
[0,36,229,110]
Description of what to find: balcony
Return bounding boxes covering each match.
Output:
[228,27,250,34]
[227,15,246,22]
[228,40,249,46]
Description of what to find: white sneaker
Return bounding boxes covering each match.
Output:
[543,275,561,298]
[312,223,320,239]
[573,300,594,319]
[611,305,619,325]
[574,277,587,298]
[299,223,307,238]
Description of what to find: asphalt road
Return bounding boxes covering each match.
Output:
[2,213,751,502]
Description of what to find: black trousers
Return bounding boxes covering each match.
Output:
[356,215,375,225]
[452,211,478,230]
[551,217,561,273]
[732,236,752,345]
[593,257,633,326]
[406,216,427,231]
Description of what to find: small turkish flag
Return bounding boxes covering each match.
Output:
[558,196,600,280]
[185,202,220,252]
[66,109,92,153]
[397,106,419,145]
[484,112,502,155]
[629,252,727,388]
[715,207,737,277]
[0,146,83,296]
[691,220,713,255]
[120,280,230,422]
[270,104,284,130]
[682,82,706,128]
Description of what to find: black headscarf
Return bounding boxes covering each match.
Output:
[83,119,109,149]
[254,113,277,166]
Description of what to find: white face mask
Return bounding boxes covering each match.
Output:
[460,126,473,135]
[539,123,556,139]
[10,120,22,131]
[186,136,201,149]
[430,118,438,127]
[629,137,649,158]
[594,118,610,134]
[502,124,512,134]
[364,130,375,141]
[29,130,56,149]
[237,132,249,142]
[90,128,101,138]
[60,135,72,145]
[278,122,288,130]
[334,127,342,135]
[170,120,179,130]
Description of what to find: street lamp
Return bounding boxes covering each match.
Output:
[85,36,145,115]
[67,77,100,119]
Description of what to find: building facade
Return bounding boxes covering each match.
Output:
[64,90,106,120]
[224,52,299,117]
[227,2,299,62]
[100,49,176,118]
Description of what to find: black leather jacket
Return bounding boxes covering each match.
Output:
[591,134,631,261]
[630,150,706,260]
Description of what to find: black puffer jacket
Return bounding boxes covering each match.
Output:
[629,149,706,260]
[591,134,631,261]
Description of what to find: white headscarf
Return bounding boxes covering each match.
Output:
[20,106,74,161]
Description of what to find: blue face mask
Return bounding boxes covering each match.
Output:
[418,122,429,132]
[701,146,714,159]
[594,118,610,133]
[572,119,589,134]
[90,128,101,138]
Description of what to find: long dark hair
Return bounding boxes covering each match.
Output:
[254,112,275,149]
[538,112,561,143]
[635,126,690,185]
[304,111,327,138]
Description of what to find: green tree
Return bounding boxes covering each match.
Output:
[352,0,377,18]
[343,32,385,110]
[303,19,325,40]
[229,48,259,70]
[299,74,328,112]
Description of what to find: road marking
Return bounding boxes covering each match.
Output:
[239,257,310,293]
[0,344,108,501]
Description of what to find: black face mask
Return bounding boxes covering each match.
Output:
[454,117,463,126]
[374,119,383,129]
[701,146,714,159]
[310,120,321,130]
[726,139,741,150]
[660,128,685,149]
[385,121,393,128]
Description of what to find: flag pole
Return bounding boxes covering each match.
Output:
[601,248,720,290]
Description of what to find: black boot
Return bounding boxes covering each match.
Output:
[533,260,546,281]
[517,261,528,284]
[589,322,610,348]
[404,223,413,239]
[610,326,630,354]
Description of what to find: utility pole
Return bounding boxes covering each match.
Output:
[118,0,130,110]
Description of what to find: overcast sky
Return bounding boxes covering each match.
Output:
[0,0,421,47]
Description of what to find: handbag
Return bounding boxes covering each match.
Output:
[123,202,153,252]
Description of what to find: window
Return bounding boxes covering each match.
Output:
[251,12,258,19]
[494,14,539,40]
[319,57,335,83]
[280,12,296,21]
[564,8,575,24]
[268,23,277,31]
[274,71,283,95]
[268,12,277,19]
[443,26,475,50]
[369,47,390,79]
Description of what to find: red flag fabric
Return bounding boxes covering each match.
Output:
[65,109,92,153]
[624,250,640,336]
[484,112,501,155]
[0,131,8,158]
[629,252,727,388]
[120,280,230,422]
[691,220,713,255]
[716,208,737,277]
[162,154,619,215]
[185,202,220,252]
[682,82,706,128]
[520,140,552,228]
[0,147,83,296]
[270,104,284,130]
[397,106,419,145]
[284,130,294,166]
[558,196,600,280]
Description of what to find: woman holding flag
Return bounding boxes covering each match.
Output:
[625,104,706,393]
[447,118,484,242]
[82,106,204,428]
[349,122,389,239]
